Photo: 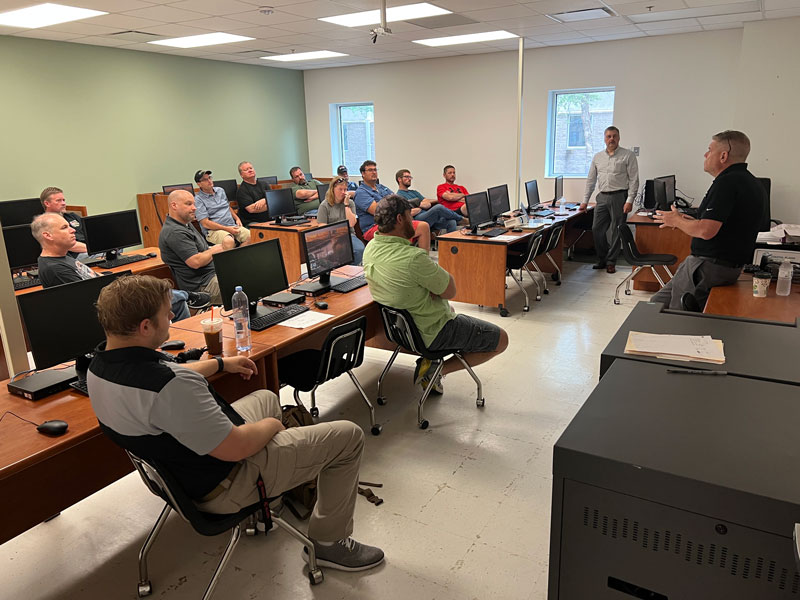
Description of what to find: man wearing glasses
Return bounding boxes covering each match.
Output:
[193,170,250,250]
[650,130,767,310]
[395,169,464,233]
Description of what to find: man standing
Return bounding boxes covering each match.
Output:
[235,161,270,227]
[158,190,224,304]
[89,274,384,572]
[580,126,639,274]
[395,169,464,233]
[193,170,250,250]
[363,195,508,393]
[40,186,88,256]
[436,165,469,217]
[336,165,358,192]
[650,130,766,310]
[289,167,323,215]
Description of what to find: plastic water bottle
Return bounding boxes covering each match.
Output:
[232,286,252,351]
[776,258,792,296]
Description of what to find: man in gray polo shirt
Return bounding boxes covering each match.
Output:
[193,169,250,250]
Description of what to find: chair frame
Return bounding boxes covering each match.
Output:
[542,222,564,285]
[506,230,545,311]
[614,224,676,305]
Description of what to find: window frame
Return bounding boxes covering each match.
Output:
[329,102,375,176]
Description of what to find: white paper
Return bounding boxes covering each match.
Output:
[280,310,335,329]
[625,331,725,364]
[493,235,521,241]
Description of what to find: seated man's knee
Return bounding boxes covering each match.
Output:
[222,235,236,250]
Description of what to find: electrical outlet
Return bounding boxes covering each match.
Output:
[632,146,640,156]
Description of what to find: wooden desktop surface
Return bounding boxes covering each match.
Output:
[249,219,320,283]
[704,277,800,324]
[627,214,692,291]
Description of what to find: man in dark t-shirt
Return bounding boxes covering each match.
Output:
[40,186,88,257]
[235,161,270,227]
[651,130,767,310]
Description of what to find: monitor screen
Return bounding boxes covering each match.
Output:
[553,176,564,206]
[302,221,353,280]
[0,198,43,227]
[524,180,540,210]
[653,178,668,211]
[213,179,238,204]
[465,192,492,226]
[257,176,278,187]
[17,273,124,370]
[212,238,288,311]
[266,188,296,220]
[83,209,142,256]
[3,224,41,271]
[487,184,510,218]
[655,175,676,206]
[162,183,194,195]
[316,183,330,202]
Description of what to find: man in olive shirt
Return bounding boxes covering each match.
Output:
[289,167,322,215]
[235,161,270,227]
[363,195,508,393]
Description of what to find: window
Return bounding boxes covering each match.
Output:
[546,88,615,177]
[330,103,375,175]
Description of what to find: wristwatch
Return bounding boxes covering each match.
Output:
[215,356,225,373]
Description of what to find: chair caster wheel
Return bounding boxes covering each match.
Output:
[536,296,542,301]
[543,289,550,295]
[555,281,562,286]
[310,407,319,418]
[376,396,387,406]
[245,525,256,536]
[309,569,324,585]
[138,582,152,597]
[614,299,621,305]
[419,420,429,430]
[523,306,530,312]
[371,424,382,436]
[551,273,559,281]
[499,308,509,317]
[624,290,631,295]
[476,398,485,407]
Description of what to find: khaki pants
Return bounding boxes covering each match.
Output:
[200,275,222,305]
[197,390,364,542]
[207,227,250,246]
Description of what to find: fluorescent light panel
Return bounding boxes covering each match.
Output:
[550,8,612,23]
[0,3,106,29]
[262,50,348,62]
[413,30,518,47]
[320,2,450,27]
[149,32,254,48]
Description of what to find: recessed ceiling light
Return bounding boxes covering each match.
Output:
[149,32,254,48]
[549,8,614,23]
[0,3,106,29]
[262,50,348,62]
[320,2,450,28]
[413,30,518,47]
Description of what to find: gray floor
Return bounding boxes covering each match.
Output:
[1,259,651,600]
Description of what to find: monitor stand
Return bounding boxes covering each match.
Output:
[248,300,277,319]
[293,272,348,296]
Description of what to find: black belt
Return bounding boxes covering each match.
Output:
[693,255,742,269]
[599,189,628,195]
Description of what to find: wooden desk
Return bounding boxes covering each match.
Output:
[704,277,800,324]
[249,220,319,283]
[627,214,692,291]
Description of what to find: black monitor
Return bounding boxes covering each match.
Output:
[257,176,278,187]
[212,238,289,317]
[524,180,540,211]
[552,175,564,207]
[213,179,238,204]
[0,198,43,227]
[3,225,41,272]
[266,188,296,222]
[655,175,676,206]
[162,183,194,195]
[652,178,669,211]
[316,183,330,203]
[83,209,142,261]
[465,192,492,227]
[16,273,124,371]
[295,221,353,294]
[487,184,511,220]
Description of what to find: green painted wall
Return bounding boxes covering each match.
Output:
[0,35,309,215]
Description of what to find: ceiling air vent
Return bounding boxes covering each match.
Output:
[107,30,163,43]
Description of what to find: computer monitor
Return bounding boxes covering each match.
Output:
[0,198,43,227]
[487,184,511,220]
[316,183,330,203]
[465,192,492,227]
[212,238,289,317]
[652,178,669,211]
[162,183,194,195]
[16,272,124,371]
[257,176,278,187]
[3,224,41,272]
[213,179,238,204]
[552,175,564,207]
[655,175,676,206]
[83,209,142,261]
[524,180,540,211]
[295,221,353,294]
[266,188,296,222]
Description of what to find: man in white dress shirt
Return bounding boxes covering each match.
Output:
[579,126,639,274]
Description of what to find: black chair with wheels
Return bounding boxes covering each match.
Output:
[375,304,484,430]
[566,216,593,260]
[541,222,565,286]
[680,292,702,312]
[615,224,677,305]
[124,450,323,600]
[277,316,381,435]
[506,230,545,311]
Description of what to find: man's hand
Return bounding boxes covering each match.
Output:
[411,207,422,216]
[579,202,588,212]
[228,225,240,235]
[623,202,633,214]
[223,356,258,380]
[653,204,683,229]
[420,200,432,210]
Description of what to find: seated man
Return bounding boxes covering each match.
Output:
[235,161,270,227]
[289,167,323,215]
[395,169,464,233]
[40,186,88,257]
[436,165,469,217]
[353,160,430,251]
[158,190,225,304]
[193,170,250,250]
[336,165,359,192]
[31,213,205,320]
[363,195,508,393]
[88,274,384,572]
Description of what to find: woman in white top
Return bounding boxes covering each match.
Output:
[316,177,365,265]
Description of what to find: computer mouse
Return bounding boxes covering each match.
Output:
[314,300,328,310]
[146,252,157,258]
[512,228,523,232]
[160,339,186,350]
[100,271,114,275]
[37,420,68,436]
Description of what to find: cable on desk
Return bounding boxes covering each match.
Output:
[0,411,39,427]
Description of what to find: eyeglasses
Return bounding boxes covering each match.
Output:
[401,175,413,179]
[363,167,378,172]
[199,176,212,182]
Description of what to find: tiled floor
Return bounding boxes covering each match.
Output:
[0,259,652,600]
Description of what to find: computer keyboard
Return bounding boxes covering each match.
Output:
[95,254,148,269]
[250,303,309,331]
[13,277,41,290]
[481,228,507,238]
[70,378,89,396]
[332,275,367,293]
[533,209,555,218]
[277,219,309,227]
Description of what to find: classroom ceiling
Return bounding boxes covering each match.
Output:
[1,0,798,70]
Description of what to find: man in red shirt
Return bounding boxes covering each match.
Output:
[436,165,469,217]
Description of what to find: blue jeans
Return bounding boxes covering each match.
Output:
[350,234,365,266]
[171,289,190,321]
[415,204,460,233]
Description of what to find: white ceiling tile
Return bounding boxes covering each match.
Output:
[166,0,255,16]
[700,21,745,27]
[764,0,800,8]
[380,21,428,33]
[0,25,25,34]
[698,10,763,22]
[75,35,139,47]
[629,1,761,21]
[582,24,642,34]
[278,0,358,18]
[591,31,647,39]
[614,0,688,15]
[686,0,756,4]
[274,18,350,34]
[436,0,515,10]
[179,16,255,31]
[222,25,298,39]
[224,9,309,25]
[138,23,221,36]
[765,7,800,17]
[70,0,153,11]
[524,0,606,15]
[262,33,332,46]
[313,26,370,39]
[637,17,700,28]
[12,30,85,41]
[533,30,591,41]
[462,4,538,21]
[567,16,631,30]
[545,36,596,44]
[88,14,165,29]
[646,24,704,32]
[485,15,556,29]
[121,5,208,22]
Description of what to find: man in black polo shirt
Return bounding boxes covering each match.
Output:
[158,190,224,304]
[651,130,767,309]
[235,161,270,227]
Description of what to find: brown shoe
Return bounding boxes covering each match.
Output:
[606,264,616,273]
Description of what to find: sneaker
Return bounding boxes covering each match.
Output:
[414,358,443,395]
[187,291,211,310]
[304,538,385,572]
[413,357,431,386]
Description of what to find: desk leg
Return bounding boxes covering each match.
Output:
[266,353,280,394]
[439,239,509,315]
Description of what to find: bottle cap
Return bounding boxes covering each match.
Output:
[235,286,242,291]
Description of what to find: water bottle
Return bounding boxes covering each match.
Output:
[232,286,252,351]
[776,258,792,296]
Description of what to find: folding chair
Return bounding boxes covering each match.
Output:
[615,224,677,305]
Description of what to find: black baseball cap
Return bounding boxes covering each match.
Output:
[194,170,212,183]
[337,165,348,175]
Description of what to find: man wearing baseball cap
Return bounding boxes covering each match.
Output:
[193,170,249,250]
[337,165,358,192]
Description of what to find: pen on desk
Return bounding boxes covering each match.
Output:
[667,369,727,376]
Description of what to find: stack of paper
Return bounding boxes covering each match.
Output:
[624,331,725,364]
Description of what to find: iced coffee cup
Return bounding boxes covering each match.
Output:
[201,318,224,355]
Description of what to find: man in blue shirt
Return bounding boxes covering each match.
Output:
[395,169,464,233]
[193,170,250,250]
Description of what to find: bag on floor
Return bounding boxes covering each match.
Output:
[280,404,317,520]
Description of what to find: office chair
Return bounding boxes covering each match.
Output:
[375,304,485,430]
[162,183,194,195]
[277,316,381,435]
[615,224,677,305]
[125,451,323,600]
[213,178,238,206]
[506,230,545,311]
[541,222,564,285]
[565,214,593,260]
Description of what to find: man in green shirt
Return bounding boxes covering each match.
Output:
[363,195,508,393]
[289,167,322,215]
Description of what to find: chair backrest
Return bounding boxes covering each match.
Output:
[257,176,278,187]
[377,304,428,355]
[524,230,545,264]
[543,223,564,254]
[214,178,238,205]
[163,183,194,195]
[617,224,641,262]
[316,316,367,383]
